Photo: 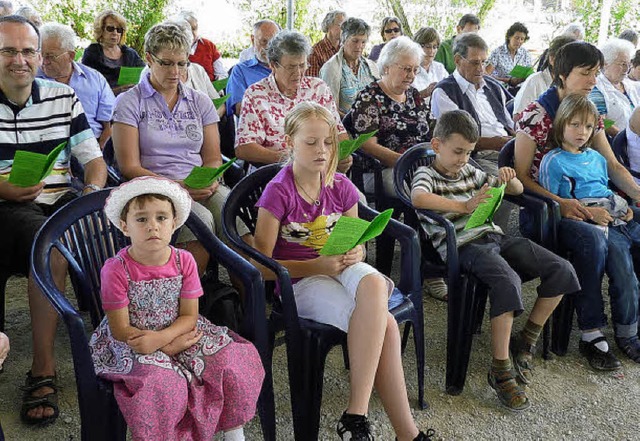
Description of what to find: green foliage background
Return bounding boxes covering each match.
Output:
[34,0,173,55]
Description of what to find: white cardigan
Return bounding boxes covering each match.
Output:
[595,73,640,130]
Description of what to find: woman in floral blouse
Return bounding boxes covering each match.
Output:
[350,36,430,196]
[486,22,533,95]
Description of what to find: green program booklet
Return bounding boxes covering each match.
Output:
[603,118,615,129]
[212,77,229,92]
[117,66,144,86]
[9,141,67,187]
[463,183,506,230]
[213,94,230,109]
[338,130,378,160]
[320,208,393,255]
[183,158,237,189]
[509,65,534,79]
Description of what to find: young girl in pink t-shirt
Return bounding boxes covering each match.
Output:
[254,102,434,441]
[89,177,264,441]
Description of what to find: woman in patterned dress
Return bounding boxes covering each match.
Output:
[89,177,264,441]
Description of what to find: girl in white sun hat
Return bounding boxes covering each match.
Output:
[89,176,264,441]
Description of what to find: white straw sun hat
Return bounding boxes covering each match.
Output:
[104,176,192,231]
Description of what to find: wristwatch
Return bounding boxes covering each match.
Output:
[83,183,102,192]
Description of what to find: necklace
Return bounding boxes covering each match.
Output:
[294,174,321,206]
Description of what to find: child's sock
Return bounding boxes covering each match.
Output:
[223,428,245,441]
[521,320,543,346]
[582,330,609,352]
[491,357,512,373]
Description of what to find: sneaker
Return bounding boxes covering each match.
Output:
[579,337,622,371]
[396,429,437,441]
[510,334,535,385]
[424,278,447,301]
[615,335,640,363]
[487,369,530,411]
[336,412,373,440]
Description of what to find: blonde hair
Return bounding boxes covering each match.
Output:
[284,101,339,186]
[553,93,599,150]
[93,10,127,45]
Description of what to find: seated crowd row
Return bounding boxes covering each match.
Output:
[1,6,640,441]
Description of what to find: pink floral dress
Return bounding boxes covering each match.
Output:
[89,248,264,441]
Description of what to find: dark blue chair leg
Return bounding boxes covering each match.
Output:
[551,295,575,356]
[0,273,7,332]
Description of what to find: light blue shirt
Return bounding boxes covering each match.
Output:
[539,147,613,199]
[38,62,115,138]
[227,56,271,116]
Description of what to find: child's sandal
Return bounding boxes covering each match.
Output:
[488,369,530,412]
[510,335,535,385]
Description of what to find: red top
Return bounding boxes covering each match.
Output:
[189,38,221,81]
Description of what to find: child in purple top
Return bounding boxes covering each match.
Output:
[254,102,434,441]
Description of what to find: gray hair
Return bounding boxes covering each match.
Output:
[15,6,41,27]
[166,17,193,47]
[253,19,280,35]
[563,23,585,40]
[266,30,311,64]
[340,17,370,45]
[0,1,12,16]
[144,22,191,56]
[378,35,423,73]
[176,10,197,27]
[40,22,76,51]
[600,38,636,65]
[452,32,488,59]
[619,29,639,46]
[321,10,346,33]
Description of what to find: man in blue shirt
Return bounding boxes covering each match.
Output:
[37,22,115,150]
[227,19,279,116]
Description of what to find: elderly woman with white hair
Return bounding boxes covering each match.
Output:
[235,30,350,169]
[350,36,430,195]
[589,38,640,136]
[320,17,380,116]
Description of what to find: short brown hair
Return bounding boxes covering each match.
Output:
[552,94,599,150]
[93,10,128,45]
[433,110,479,143]
[413,27,440,47]
[120,194,176,222]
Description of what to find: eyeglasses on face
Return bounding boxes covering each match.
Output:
[422,43,439,51]
[104,25,124,34]
[275,61,308,74]
[42,52,69,62]
[394,64,420,75]
[460,55,489,69]
[150,53,190,70]
[0,48,39,59]
[384,27,401,34]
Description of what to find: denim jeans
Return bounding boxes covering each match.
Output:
[606,222,640,338]
[520,211,607,331]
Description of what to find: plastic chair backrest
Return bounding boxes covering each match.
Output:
[612,129,629,166]
[498,138,516,168]
[393,144,435,208]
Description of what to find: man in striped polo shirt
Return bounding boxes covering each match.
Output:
[0,15,106,425]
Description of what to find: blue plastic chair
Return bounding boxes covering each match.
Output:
[394,144,551,394]
[342,111,417,276]
[221,163,426,441]
[612,129,640,181]
[498,139,576,357]
[30,190,271,441]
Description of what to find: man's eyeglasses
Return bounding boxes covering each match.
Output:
[104,25,124,34]
[42,52,68,62]
[0,48,39,60]
[460,55,489,69]
[394,64,420,76]
[275,61,307,74]
[150,53,190,70]
[384,27,401,34]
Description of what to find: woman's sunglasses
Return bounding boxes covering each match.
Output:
[384,27,401,34]
[105,25,124,34]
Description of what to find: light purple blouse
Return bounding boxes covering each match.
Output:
[112,72,219,180]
